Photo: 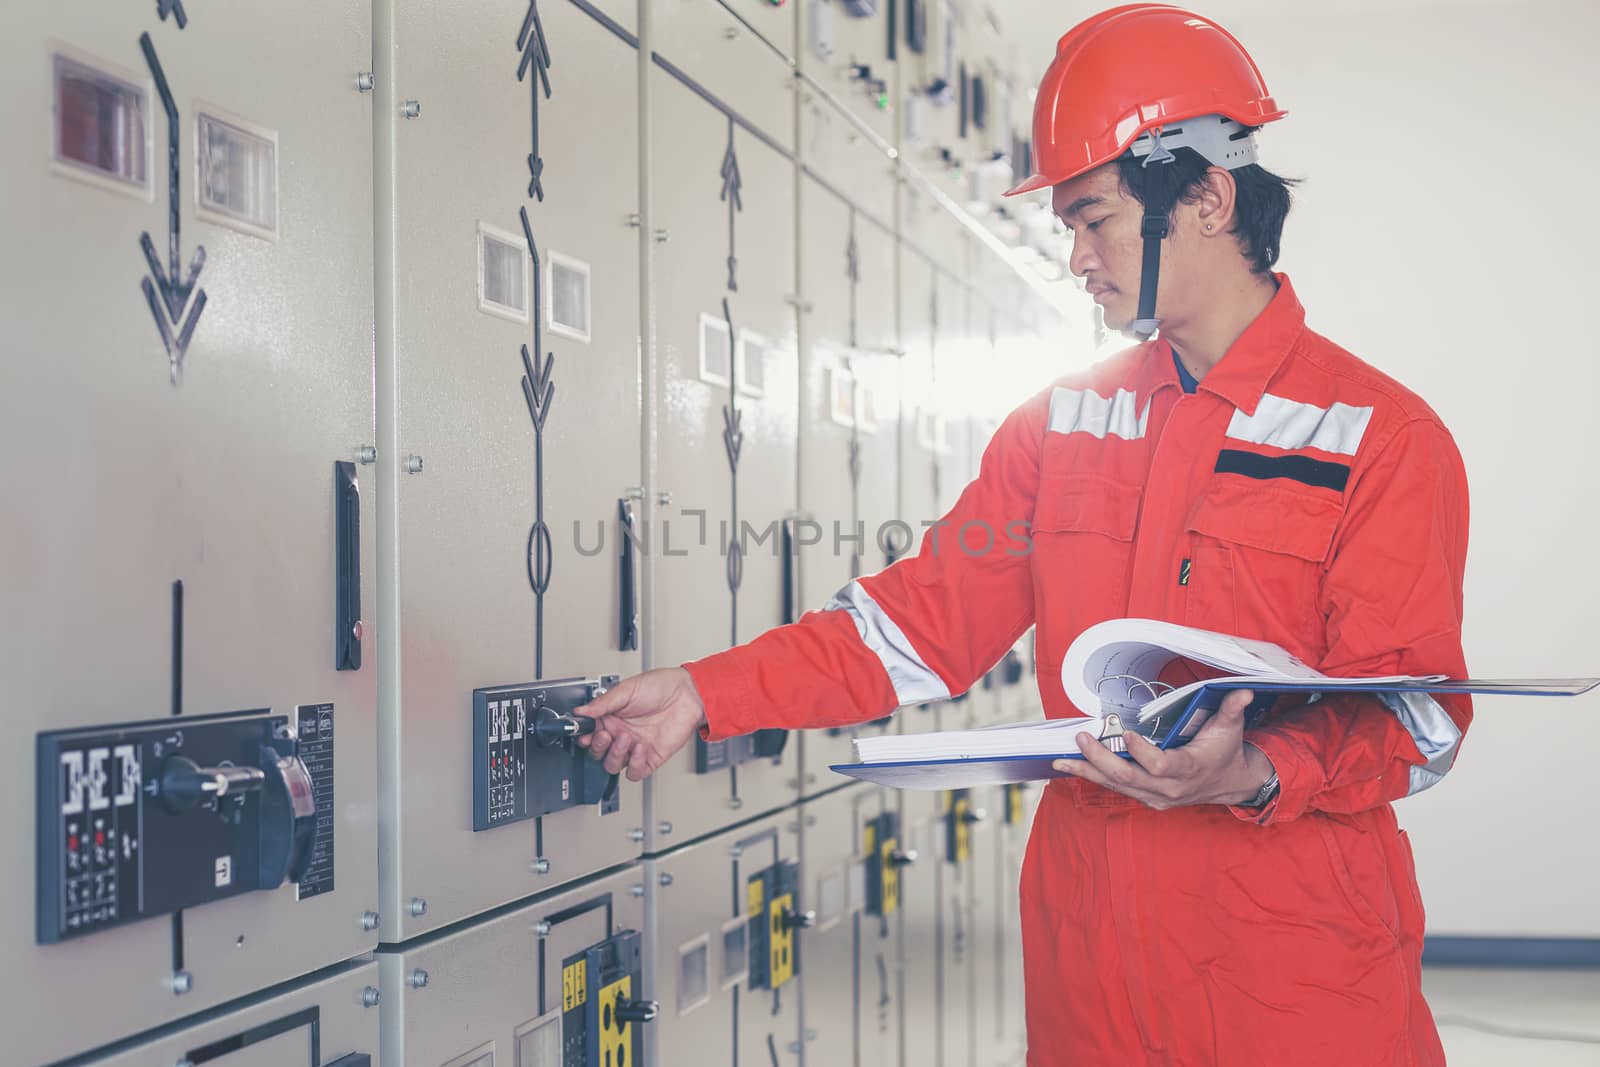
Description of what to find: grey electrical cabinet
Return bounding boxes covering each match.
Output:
[371,0,645,943]
[644,812,805,1067]
[798,783,905,1067]
[3,4,379,1062]
[70,961,380,1067]
[643,32,801,849]
[378,867,649,1067]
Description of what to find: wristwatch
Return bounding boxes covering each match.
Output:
[1242,769,1280,810]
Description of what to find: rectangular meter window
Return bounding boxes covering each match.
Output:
[719,914,750,990]
[52,51,150,196]
[514,1011,562,1067]
[737,331,768,398]
[196,109,278,237]
[478,223,530,323]
[678,934,711,1015]
[547,251,591,343]
[699,312,732,387]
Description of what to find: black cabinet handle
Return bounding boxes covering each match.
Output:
[618,497,640,651]
[781,517,798,626]
[335,461,362,670]
[959,60,970,139]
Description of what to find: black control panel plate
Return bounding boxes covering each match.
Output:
[36,709,314,943]
[472,677,621,831]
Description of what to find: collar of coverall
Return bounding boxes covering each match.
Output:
[1131,272,1306,419]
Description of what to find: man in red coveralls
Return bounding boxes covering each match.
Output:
[580,5,1471,1063]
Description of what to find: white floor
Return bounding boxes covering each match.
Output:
[1424,967,1600,1067]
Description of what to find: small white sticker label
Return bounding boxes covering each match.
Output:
[561,779,570,801]
[215,856,233,887]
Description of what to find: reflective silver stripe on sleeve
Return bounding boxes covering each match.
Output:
[825,581,951,705]
[1048,387,1150,441]
[1376,691,1463,795]
[1226,394,1374,456]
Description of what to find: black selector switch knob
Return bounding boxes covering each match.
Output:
[781,909,817,931]
[531,707,597,747]
[158,755,265,813]
[615,999,659,1024]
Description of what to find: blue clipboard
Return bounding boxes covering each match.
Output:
[830,677,1600,791]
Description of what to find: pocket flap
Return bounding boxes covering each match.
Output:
[1034,476,1141,542]
[1186,479,1343,562]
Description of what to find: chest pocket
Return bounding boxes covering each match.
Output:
[1182,477,1344,650]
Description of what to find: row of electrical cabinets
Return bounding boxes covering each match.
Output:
[60,778,1043,1067]
[8,1,1072,1063]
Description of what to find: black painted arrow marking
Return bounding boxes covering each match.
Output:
[519,206,556,677]
[846,211,860,350]
[156,0,189,29]
[517,0,553,201]
[720,117,743,292]
[721,297,743,636]
[138,32,206,385]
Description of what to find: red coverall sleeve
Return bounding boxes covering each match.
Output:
[683,390,1049,742]
[1232,417,1472,824]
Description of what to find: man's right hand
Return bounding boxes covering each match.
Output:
[575,667,708,782]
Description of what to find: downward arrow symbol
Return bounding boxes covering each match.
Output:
[137,33,207,385]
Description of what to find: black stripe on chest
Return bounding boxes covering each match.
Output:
[1214,448,1351,492]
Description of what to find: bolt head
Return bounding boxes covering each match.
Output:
[534,921,552,937]
[532,858,552,875]
[356,71,374,92]
[409,968,429,989]
[169,971,193,995]
[409,897,427,917]
[361,910,381,931]
[362,985,381,1007]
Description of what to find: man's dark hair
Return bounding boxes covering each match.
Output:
[1115,145,1298,274]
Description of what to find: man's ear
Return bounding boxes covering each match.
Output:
[1195,166,1238,233]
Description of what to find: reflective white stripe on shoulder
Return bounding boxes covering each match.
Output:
[1048,387,1149,441]
[1377,691,1463,795]
[1226,394,1374,456]
[825,581,951,705]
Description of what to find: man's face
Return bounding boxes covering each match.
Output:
[1052,165,1162,333]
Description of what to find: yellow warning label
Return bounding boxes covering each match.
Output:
[1008,784,1022,825]
[599,974,632,1064]
[881,838,900,914]
[562,958,588,1013]
[770,894,795,988]
[747,876,765,918]
[952,796,971,864]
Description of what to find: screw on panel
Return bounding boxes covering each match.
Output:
[534,921,552,938]
[657,821,673,836]
[624,486,644,499]
[659,873,674,887]
[656,491,672,506]
[404,454,424,474]
[728,844,744,858]
[355,71,374,92]
[168,971,193,995]
[805,1029,818,1041]
[356,445,378,464]
[401,100,422,119]
[408,969,429,989]
[409,897,428,917]
[360,910,380,931]
[728,796,745,810]
[653,229,670,244]
[625,213,642,229]
[361,985,381,1008]
[630,884,646,897]
[722,26,740,39]
[629,827,646,843]
[531,858,552,875]
[788,1042,803,1054]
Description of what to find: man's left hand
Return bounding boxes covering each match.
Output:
[1052,689,1274,810]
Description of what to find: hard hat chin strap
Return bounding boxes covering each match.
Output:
[1130,128,1174,340]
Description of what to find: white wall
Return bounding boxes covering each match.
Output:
[996,0,1600,938]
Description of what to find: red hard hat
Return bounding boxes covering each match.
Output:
[1004,4,1287,197]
